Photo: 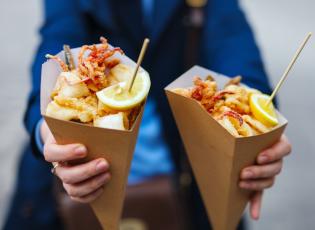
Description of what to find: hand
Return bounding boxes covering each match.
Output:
[239,135,292,220]
[41,122,111,203]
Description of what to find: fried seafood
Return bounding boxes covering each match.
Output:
[45,37,143,130]
[172,75,277,137]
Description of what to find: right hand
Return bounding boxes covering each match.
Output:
[41,121,111,203]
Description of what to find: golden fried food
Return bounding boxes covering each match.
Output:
[45,37,144,131]
[171,88,192,98]
[51,71,90,98]
[172,75,275,137]
[218,117,240,137]
[94,113,126,130]
[46,101,94,123]
[242,115,270,134]
[224,75,242,88]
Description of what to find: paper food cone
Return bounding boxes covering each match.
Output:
[165,66,288,230]
[41,47,145,230]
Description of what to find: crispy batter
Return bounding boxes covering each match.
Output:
[224,76,242,88]
[242,115,270,134]
[51,71,90,99]
[172,75,273,137]
[218,117,240,137]
[45,37,144,130]
[224,85,250,114]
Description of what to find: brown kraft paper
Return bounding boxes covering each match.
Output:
[165,66,287,230]
[40,47,146,230]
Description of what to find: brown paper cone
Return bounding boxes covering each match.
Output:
[41,46,146,230]
[165,66,288,230]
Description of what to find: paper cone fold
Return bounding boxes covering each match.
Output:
[165,66,288,230]
[41,47,145,230]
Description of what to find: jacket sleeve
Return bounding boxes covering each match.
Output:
[200,0,273,94]
[24,0,90,135]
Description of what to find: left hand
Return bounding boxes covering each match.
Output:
[239,134,292,220]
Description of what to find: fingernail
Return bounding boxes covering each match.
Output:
[96,160,108,172]
[75,145,87,156]
[242,170,254,179]
[258,155,269,164]
[98,173,110,184]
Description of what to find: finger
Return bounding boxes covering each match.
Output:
[257,135,292,164]
[250,191,263,220]
[55,158,109,184]
[63,172,110,198]
[239,177,275,191]
[70,187,104,203]
[44,137,87,162]
[241,160,282,180]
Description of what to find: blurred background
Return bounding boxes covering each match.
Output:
[0,0,314,229]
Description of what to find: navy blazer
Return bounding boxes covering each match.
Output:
[19,0,271,229]
[25,0,272,168]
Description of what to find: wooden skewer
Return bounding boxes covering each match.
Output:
[266,32,312,106]
[128,38,150,92]
[63,45,75,70]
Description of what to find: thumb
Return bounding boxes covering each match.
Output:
[250,191,263,220]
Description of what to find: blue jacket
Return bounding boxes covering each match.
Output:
[6,0,271,229]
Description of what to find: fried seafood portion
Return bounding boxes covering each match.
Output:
[94,113,126,130]
[46,100,95,123]
[44,37,143,131]
[51,71,90,98]
[172,75,273,137]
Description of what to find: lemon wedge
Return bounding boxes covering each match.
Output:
[96,69,150,110]
[249,94,279,127]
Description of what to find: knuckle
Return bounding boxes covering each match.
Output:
[70,196,81,203]
[65,185,77,197]
[253,167,263,177]
[274,161,283,175]
[84,165,96,179]
[251,183,260,191]
[267,179,275,188]
[276,162,283,175]
[91,178,102,190]
[61,174,72,184]
[275,167,282,175]
[287,143,292,155]
[80,196,92,203]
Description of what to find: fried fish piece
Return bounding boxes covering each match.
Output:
[94,113,126,130]
[46,101,94,123]
[237,121,259,137]
[243,115,270,134]
[51,71,90,98]
[48,95,97,123]
[218,116,240,137]
[171,88,192,98]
